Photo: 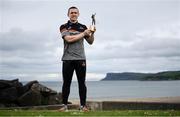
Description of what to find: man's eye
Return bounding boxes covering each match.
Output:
[71,12,77,14]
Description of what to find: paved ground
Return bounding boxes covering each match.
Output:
[117,96,180,103]
[1,96,180,110]
[71,96,180,104]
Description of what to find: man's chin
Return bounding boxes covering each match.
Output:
[70,19,78,23]
[71,17,77,20]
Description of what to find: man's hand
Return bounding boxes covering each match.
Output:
[84,29,92,37]
[89,25,96,33]
[84,26,95,45]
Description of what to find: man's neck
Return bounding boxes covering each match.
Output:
[69,20,78,23]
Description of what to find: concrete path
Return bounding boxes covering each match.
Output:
[74,96,180,110]
[1,96,180,110]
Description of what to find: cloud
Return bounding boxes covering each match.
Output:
[132,22,180,57]
[86,22,180,60]
[0,28,61,74]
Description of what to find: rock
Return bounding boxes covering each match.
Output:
[0,79,22,89]
[0,80,13,89]
[48,93,62,105]
[0,79,24,97]
[17,89,41,106]
[17,80,62,106]
[29,83,61,105]
[0,79,63,107]
[31,83,57,97]
[0,87,18,103]
[23,80,38,93]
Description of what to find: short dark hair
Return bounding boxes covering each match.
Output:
[67,6,79,15]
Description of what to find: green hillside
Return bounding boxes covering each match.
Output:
[101,71,180,81]
[141,71,180,81]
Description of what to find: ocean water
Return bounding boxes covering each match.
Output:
[37,80,180,100]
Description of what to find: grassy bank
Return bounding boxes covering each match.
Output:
[0,110,180,116]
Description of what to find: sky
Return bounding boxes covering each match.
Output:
[0,0,180,81]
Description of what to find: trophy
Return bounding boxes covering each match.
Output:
[90,13,96,32]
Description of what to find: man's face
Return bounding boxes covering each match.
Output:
[68,8,79,22]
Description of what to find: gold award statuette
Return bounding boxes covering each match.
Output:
[90,13,96,32]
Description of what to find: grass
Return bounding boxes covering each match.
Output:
[0,110,180,116]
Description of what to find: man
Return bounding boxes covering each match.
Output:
[59,6,95,112]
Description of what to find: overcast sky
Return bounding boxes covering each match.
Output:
[0,0,180,81]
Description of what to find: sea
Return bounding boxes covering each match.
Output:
[29,80,180,100]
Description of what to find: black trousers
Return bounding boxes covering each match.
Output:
[62,60,87,106]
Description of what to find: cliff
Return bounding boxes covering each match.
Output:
[101,71,180,81]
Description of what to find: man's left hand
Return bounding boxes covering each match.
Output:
[89,25,96,33]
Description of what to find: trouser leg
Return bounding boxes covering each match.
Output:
[75,60,87,106]
[62,61,74,105]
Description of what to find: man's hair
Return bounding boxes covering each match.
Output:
[67,6,79,15]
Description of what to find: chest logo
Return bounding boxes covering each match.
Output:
[67,26,71,30]
[79,26,84,30]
